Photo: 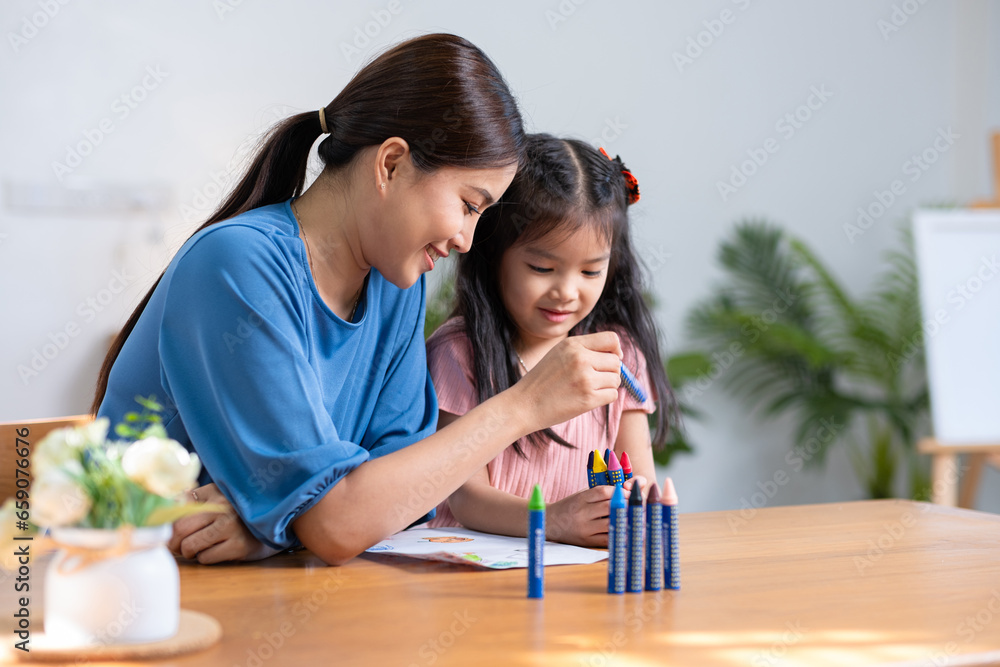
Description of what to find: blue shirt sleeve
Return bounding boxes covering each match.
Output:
[158,225,369,550]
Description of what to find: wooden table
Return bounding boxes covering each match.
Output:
[10,500,1000,666]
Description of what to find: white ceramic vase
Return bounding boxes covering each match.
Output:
[44,524,179,646]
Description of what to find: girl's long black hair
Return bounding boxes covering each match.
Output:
[453,133,676,455]
[92,33,525,414]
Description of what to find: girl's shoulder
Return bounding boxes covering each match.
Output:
[427,316,471,354]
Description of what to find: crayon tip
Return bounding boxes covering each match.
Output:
[647,482,661,505]
[628,481,643,505]
[529,484,545,510]
[608,450,622,471]
[620,451,632,473]
[587,450,594,469]
[662,477,678,505]
[610,483,626,508]
[603,448,611,466]
[593,453,608,473]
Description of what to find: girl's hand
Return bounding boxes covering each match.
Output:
[546,485,616,548]
[167,483,281,564]
[516,332,624,433]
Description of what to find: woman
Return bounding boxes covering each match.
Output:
[94,34,625,566]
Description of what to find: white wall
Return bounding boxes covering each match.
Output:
[1,1,998,512]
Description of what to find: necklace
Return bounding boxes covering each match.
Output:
[292,199,363,321]
[515,351,529,374]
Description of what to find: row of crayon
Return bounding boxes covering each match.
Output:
[588,448,632,487]
[608,477,679,594]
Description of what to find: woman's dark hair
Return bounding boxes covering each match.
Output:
[453,133,676,455]
[91,33,525,414]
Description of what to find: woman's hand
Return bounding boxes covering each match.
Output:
[546,485,615,548]
[516,332,624,433]
[167,483,281,564]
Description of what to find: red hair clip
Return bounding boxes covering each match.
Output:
[599,147,640,205]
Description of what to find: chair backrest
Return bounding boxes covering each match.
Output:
[0,415,93,503]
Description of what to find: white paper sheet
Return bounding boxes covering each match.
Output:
[364,527,608,570]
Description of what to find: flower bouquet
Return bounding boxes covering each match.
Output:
[2,396,217,647]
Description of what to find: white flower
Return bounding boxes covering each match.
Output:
[33,418,109,477]
[32,469,92,527]
[121,437,201,498]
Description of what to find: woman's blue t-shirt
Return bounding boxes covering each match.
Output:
[98,200,438,550]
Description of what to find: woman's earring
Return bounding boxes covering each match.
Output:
[381,183,386,190]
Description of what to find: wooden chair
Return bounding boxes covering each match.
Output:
[0,415,93,502]
[918,438,1000,507]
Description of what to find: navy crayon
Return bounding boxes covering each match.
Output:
[645,482,664,591]
[603,448,611,468]
[528,484,545,598]
[607,484,627,594]
[663,477,680,590]
[626,482,645,593]
[587,450,597,488]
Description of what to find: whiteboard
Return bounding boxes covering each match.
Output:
[913,209,1000,444]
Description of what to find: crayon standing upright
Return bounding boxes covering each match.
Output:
[626,482,645,593]
[607,484,627,594]
[587,450,597,489]
[663,477,680,590]
[603,448,611,468]
[645,482,664,591]
[591,449,608,487]
[620,452,633,481]
[527,484,545,599]
[607,450,624,486]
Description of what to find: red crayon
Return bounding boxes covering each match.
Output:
[620,452,633,481]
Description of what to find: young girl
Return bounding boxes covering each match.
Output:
[426,133,674,547]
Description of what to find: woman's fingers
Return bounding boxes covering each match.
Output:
[168,512,216,555]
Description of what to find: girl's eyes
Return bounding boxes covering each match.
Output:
[527,264,604,278]
[464,201,481,215]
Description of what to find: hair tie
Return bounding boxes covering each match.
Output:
[599,147,640,205]
[318,107,329,134]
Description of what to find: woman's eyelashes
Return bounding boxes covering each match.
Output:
[464,201,481,215]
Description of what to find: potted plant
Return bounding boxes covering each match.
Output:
[2,397,211,646]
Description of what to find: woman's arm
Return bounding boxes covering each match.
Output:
[293,331,624,565]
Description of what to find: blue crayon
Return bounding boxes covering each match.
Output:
[607,484,627,594]
[528,485,545,599]
[619,363,648,403]
[663,478,680,590]
[626,482,645,593]
[645,483,664,591]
